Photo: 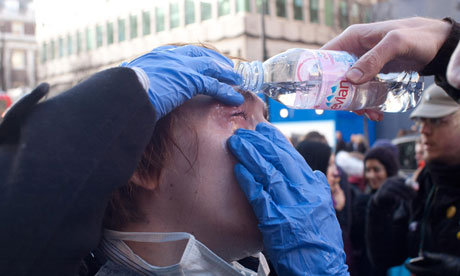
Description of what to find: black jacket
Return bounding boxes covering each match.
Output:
[422,17,460,102]
[366,164,460,270]
[0,67,156,276]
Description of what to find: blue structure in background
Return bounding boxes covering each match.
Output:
[267,97,376,146]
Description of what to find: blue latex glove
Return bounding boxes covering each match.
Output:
[122,45,244,121]
[227,123,349,276]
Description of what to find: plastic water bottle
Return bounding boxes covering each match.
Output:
[236,48,424,112]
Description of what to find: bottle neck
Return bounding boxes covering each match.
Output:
[236,60,264,92]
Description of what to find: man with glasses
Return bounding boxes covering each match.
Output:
[365,84,460,275]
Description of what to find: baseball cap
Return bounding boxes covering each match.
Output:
[410,83,460,119]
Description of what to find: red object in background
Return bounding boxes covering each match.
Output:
[0,94,12,118]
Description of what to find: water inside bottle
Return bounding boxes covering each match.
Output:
[259,72,423,112]
[260,81,321,109]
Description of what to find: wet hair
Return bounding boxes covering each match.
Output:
[102,43,238,230]
[103,112,179,230]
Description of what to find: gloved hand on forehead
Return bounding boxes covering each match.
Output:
[122,44,244,121]
[227,122,349,276]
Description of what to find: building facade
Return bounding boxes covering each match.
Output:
[36,0,375,93]
[0,0,36,101]
[35,0,377,146]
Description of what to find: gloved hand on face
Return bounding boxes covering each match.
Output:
[228,122,349,276]
[122,45,244,121]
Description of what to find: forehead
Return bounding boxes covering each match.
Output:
[178,91,267,118]
[365,159,385,168]
[238,90,268,117]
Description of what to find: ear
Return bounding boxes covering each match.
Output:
[129,171,159,191]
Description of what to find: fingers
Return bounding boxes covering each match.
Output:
[346,30,404,84]
[234,163,267,203]
[151,45,178,52]
[169,45,235,68]
[234,164,284,222]
[200,76,244,106]
[354,109,384,121]
[254,123,293,152]
[229,134,306,205]
[447,41,460,89]
[190,56,242,85]
[227,133,281,186]
[241,123,315,179]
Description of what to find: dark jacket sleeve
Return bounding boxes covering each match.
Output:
[421,17,460,103]
[0,67,156,276]
[365,178,412,270]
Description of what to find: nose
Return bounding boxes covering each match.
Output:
[366,170,375,181]
[419,121,433,135]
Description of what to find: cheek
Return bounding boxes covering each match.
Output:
[365,171,373,180]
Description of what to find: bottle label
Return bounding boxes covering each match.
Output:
[296,50,356,110]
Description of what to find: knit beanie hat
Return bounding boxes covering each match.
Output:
[296,140,332,175]
[364,146,399,177]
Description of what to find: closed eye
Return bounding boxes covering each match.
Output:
[231,111,248,120]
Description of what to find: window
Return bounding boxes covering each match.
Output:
[364,6,373,23]
[325,0,334,27]
[236,0,250,12]
[85,27,94,50]
[170,2,180,29]
[155,6,165,32]
[130,15,138,39]
[309,0,319,23]
[41,43,47,63]
[11,22,24,35]
[118,18,126,42]
[96,25,103,47]
[276,0,286,18]
[11,50,26,70]
[50,40,55,60]
[185,0,195,25]
[218,0,230,17]
[256,0,269,15]
[67,34,73,55]
[293,0,303,20]
[142,11,151,35]
[350,3,359,24]
[107,22,114,45]
[58,37,64,58]
[200,1,212,21]
[76,31,82,54]
[339,1,348,28]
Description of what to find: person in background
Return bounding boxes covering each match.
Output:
[296,139,355,273]
[366,84,460,275]
[336,150,365,192]
[322,17,460,119]
[415,138,425,169]
[351,146,399,276]
[303,130,329,145]
[336,131,348,154]
[346,134,368,154]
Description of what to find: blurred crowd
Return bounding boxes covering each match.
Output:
[293,83,460,276]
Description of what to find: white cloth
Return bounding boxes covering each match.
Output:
[99,230,270,276]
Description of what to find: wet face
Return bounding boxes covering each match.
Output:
[365,159,388,190]
[157,92,268,261]
[418,111,460,165]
